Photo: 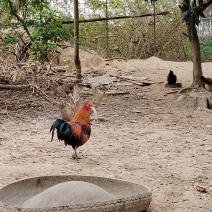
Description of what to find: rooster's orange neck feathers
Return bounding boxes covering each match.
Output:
[71,104,90,125]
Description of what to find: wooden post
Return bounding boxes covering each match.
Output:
[153,0,156,56]
[105,0,109,58]
[74,0,82,81]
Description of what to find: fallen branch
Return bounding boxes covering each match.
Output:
[53,66,67,73]
[164,91,179,96]
[105,57,126,61]
[0,82,58,107]
[117,75,148,81]
[0,84,30,90]
[118,76,163,85]
[81,90,130,95]
[151,81,164,84]
[131,109,174,115]
[117,75,152,86]
[105,91,130,95]
[155,112,175,115]
[128,80,151,86]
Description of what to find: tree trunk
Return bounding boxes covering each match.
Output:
[74,0,82,81]
[180,0,212,87]
[189,24,203,87]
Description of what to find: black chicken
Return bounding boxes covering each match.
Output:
[167,70,177,85]
[201,76,212,84]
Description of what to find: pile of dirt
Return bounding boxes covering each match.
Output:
[58,44,105,72]
[21,181,117,208]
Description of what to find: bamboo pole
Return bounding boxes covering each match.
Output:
[62,11,169,24]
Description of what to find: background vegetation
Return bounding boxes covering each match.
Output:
[79,0,192,61]
[0,0,211,62]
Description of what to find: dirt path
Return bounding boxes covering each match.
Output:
[0,56,212,212]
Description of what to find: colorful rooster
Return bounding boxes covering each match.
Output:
[50,100,95,159]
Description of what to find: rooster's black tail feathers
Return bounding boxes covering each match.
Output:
[50,119,65,142]
[50,119,73,142]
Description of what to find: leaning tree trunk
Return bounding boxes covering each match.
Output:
[73,0,82,81]
[189,24,203,87]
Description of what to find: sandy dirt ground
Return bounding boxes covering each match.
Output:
[0,52,212,212]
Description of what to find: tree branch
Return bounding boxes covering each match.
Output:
[179,0,212,12]
[7,0,31,37]
[200,0,212,11]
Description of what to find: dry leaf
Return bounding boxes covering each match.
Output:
[195,185,208,193]
[91,85,106,108]
[58,102,72,121]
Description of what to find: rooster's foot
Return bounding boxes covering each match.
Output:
[72,153,80,160]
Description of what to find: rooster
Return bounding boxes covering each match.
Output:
[167,70,177,85]
[50,100,95,159]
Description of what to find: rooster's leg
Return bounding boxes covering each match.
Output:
[72,146,78,160]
